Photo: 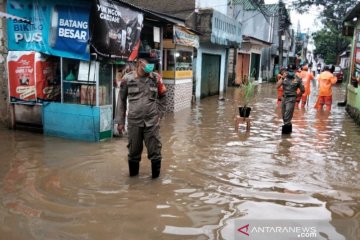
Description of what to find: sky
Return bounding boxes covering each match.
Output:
[264,0,322,33]
[264,0,323,51]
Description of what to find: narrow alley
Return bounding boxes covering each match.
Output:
[0,83,359,239]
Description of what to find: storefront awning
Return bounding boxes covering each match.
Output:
[0,11,31,23]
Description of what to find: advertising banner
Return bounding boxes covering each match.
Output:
[7,0,91,61]
[7,51,36,103]
[174,26,199,48]
[35,53,61,103]
[354,30,360,74]
[90,0,143,60]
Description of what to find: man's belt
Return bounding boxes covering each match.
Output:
[283,94,296,97]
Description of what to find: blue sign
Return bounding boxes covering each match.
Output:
[7,0,90,61]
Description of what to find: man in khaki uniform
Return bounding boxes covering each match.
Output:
[277,64,305,134]
[115,59,167,178]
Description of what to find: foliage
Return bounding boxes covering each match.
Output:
[244,79,255,107]
[292,0,358,31]
[292,0,356,64]
[312,27,351,64]
[239,77,255,108]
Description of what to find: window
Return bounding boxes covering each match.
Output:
[163,49,175,71]
[175,50,192,71]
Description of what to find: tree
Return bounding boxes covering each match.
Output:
[312,27,350,64]
[292,0,357,31]
[292,0,357,64]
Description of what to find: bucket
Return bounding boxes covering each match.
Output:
[239,107,251,118]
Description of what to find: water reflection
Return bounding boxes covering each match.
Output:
[0,84,359,239]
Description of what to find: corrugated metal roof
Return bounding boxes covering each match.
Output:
[233,0,257,11]
[263,4,279,15]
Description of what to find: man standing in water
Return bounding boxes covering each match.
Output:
[115,59,167,178]
[314,65,337,111]
[277,64,305,134]
[298,65,314,109]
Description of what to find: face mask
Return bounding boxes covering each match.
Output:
[143,64,154,73]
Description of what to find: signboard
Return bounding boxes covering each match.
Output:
[174,26,199,48]
[90,0,143,60]
[7,0,91,61]
[7,51,36,102]
[352,29,360,82]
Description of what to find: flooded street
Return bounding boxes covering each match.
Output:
[0,83,359,239]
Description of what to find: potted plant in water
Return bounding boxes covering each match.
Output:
[238,75,255,118]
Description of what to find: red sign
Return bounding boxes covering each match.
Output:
[7,51,36,102]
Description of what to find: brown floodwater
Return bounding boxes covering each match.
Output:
[0,83,359,240]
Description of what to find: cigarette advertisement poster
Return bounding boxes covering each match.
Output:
[7,51,36,103]
[90,0,143,60]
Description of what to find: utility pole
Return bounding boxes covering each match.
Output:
[278,0,284,67]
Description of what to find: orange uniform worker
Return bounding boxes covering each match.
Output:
[298,65,314,108]
[314,65,337,111]
[276,68,285,105]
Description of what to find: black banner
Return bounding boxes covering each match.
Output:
[90,0,143,60]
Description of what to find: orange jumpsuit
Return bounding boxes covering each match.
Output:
[314,71,337,111]
[298,70,314,108]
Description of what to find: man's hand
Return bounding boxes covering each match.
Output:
[117,124,125,134]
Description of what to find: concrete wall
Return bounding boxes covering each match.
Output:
[195,0,228,15]
[240,9,271,42]
[0,0,10,127]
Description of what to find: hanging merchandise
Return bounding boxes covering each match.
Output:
[90,0,143,60]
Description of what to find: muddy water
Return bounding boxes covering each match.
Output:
[0,83,359,240]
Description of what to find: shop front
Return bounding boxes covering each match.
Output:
[343,4,360,125]
[236,35,271,85]
[162,25,199,112]
[5,0,195,141]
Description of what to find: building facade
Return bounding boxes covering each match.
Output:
[128,0,242,100]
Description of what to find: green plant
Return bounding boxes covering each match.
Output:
[243,78,255,108]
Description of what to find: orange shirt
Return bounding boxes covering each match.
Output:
[300,71,314,95]
[318,71,337,96]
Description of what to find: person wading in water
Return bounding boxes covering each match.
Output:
[276,64,305,134]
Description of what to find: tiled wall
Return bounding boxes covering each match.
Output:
[164,80,193,112]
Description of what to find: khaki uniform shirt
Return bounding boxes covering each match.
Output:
[114,71,167,127]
